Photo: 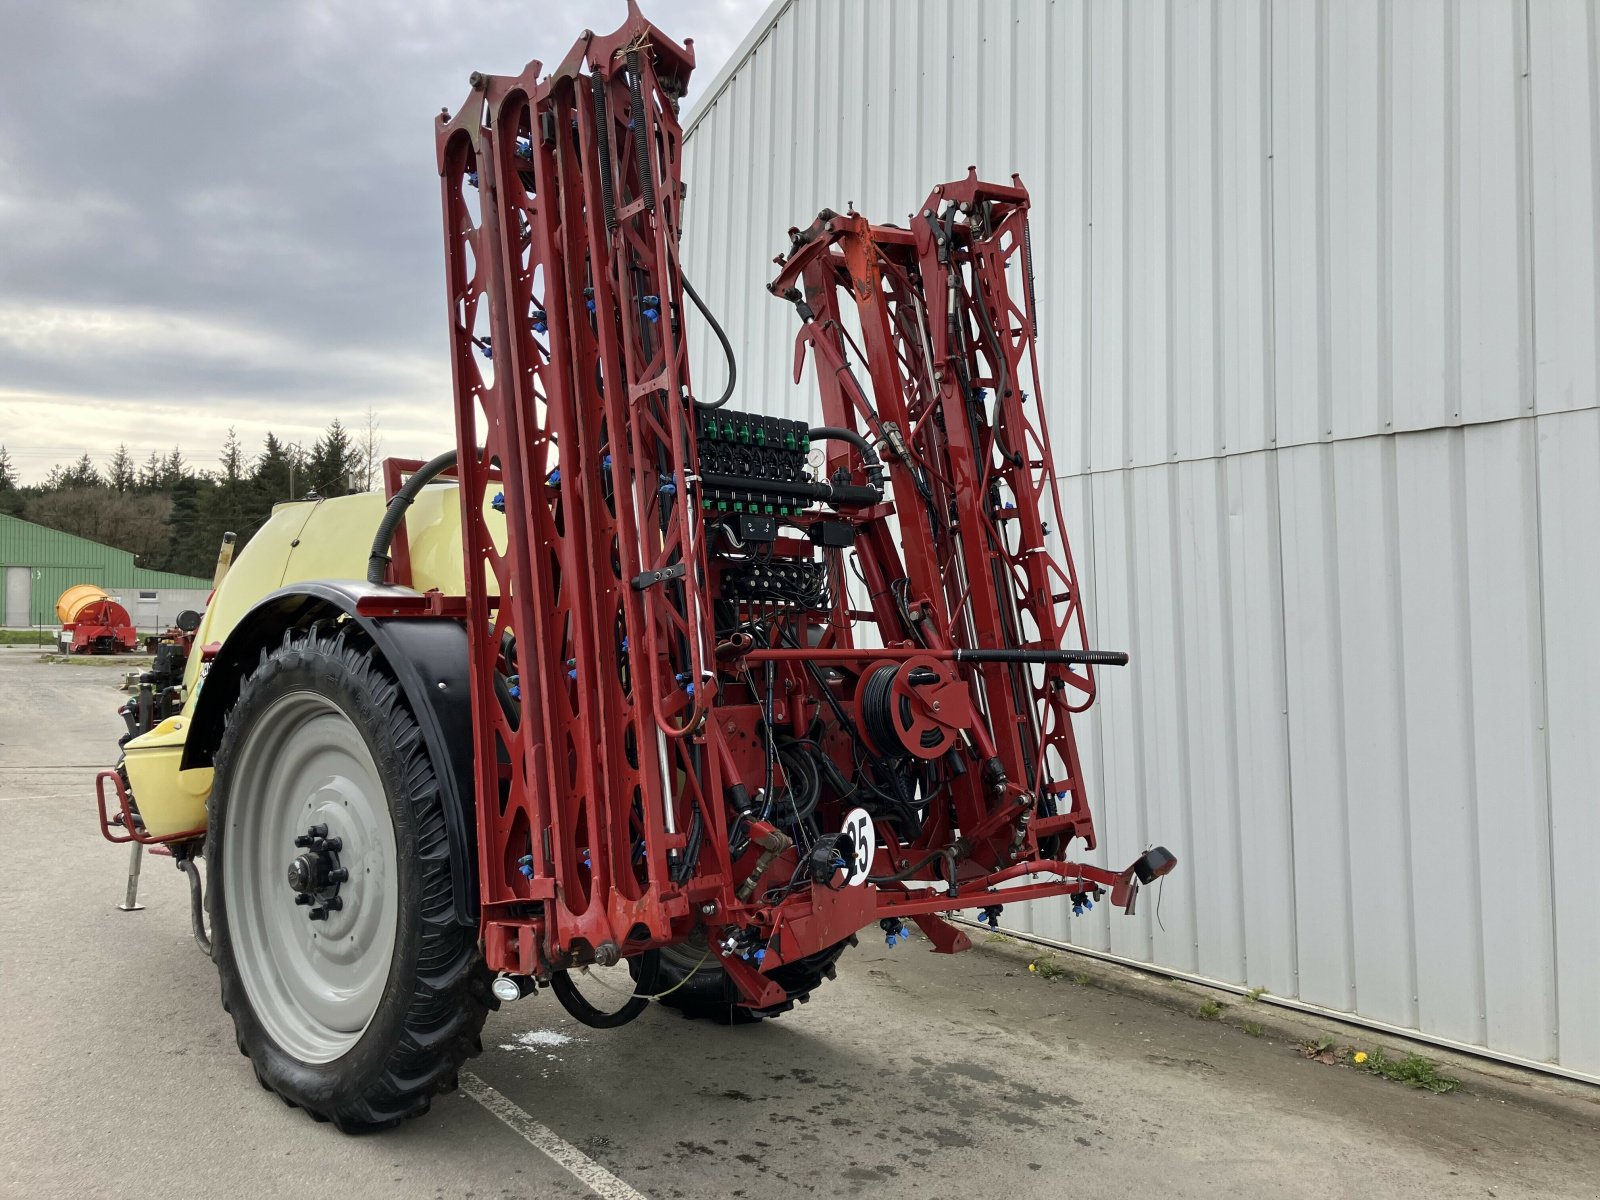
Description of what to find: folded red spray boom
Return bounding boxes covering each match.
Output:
[437,2,1172,1012]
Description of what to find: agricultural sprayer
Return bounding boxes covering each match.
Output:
[96,3,1173,1130]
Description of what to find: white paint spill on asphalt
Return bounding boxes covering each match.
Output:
[498,1028,578,1052]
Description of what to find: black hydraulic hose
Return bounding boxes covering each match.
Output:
[366,449,458,585]
[681,271,736,410]
[549,950,660,1028]
[867,844,952,887]
[492,670,521,732]
[807,426,884,491]
[178,857,212,959]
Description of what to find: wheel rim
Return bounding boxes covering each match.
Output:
[223,690,398,1064]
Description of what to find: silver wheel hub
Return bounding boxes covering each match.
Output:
[223,691,398,1064]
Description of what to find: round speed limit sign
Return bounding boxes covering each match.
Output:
[840,807,874,886]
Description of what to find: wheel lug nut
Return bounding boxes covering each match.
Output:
[295,894,312,906]
[323,837,343,853]
[328,867,349,883]
[309,907,328,921]
[325,896,344,911]
[309,824,328,838]
[293,835,311,848]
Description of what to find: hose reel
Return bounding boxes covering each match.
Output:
[858,655,973,760]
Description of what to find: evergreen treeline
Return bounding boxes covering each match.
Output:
[0,415,380,577]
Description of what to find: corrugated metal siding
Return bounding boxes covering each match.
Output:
[0,514,211,625]
[682,0,1600,1079]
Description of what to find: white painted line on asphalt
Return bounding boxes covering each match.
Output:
[460,1071,650,1200]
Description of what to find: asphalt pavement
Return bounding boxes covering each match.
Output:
[2,646,1596,1199]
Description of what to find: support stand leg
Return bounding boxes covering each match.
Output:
[910,912,972,954]
[117,842,145,912]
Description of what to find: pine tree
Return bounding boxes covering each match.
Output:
[105,443,137,493]
[139,449,164,491]
[46,453,102,490]
[0,445,19,515]
[219,427,246,485]
[161,474,210,576]
[162,447,188,488]
[254,432,295,503]
[307,418,358,497]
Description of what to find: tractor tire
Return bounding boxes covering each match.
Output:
[653,932,852,1024]
[208,625,492,1132]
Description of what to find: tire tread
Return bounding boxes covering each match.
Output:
[209,625,491,1133]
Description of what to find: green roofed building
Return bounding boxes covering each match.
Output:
[0,513,213,630]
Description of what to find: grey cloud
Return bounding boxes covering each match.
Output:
[0,0,762,477]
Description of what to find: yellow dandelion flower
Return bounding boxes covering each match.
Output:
[1353,1051,1368,1064]
[1028,962,1038,973]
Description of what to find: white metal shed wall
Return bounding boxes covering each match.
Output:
[681,0,1600,1081]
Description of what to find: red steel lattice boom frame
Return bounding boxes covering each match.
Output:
[436,3,1171,1000]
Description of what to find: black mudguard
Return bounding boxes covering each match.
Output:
[183,581,479,926]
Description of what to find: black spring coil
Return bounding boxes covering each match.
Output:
[1023,218,1039,314]
[591,73,618,231]
[626,49,655,210]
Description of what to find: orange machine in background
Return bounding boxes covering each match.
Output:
[56,584,138,654]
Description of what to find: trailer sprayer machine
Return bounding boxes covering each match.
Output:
[95,3,1174,1131]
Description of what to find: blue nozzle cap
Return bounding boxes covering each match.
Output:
[491,491,505,512]
[547,468,561,485]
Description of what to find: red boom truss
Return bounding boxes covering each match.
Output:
[434,3,1171,1003]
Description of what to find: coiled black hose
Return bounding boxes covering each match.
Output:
[366,449,458,585]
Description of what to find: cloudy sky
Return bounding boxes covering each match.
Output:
[0,0,764,484]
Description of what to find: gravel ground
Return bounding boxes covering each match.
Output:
[2,645,1596,1199]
